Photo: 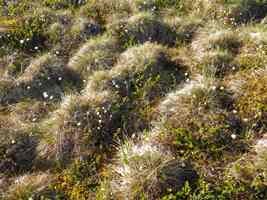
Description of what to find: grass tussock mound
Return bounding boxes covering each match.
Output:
[1,1,267,199]
[110,12,176,47]
[6,172,53,200]
[228,134,267,196]
[192,24,241,60]
[224,0,267,24]
[234,24,267,71]
[0,129,37,175]
[107,134,198,200]
[67,34,120,80]
[87,42,183,97]
[39,91,118,164]
[0,53,81,105]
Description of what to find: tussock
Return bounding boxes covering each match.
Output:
[6,172,53,200]
[109,133,198,199]
[192,24,241,61]
[39,91,117,163]
[229,133,267,185]
[1,53,81,104]
[201,49,235,78]
[0,129,37,175]
[158,75,205,117]
[67,34,120,80]
[84,42,183,101]
[110,12,176,46]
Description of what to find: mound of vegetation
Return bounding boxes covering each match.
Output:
[0,0,267,199]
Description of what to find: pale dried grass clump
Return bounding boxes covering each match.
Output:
[109,132,198,199]
[184,0,224,17]
[158,75,205,117]
[38,90,117,163]
[233,24,267,70]
[242,25,267,46]
[254,136,267,174]
[112,42,169,77]
[67,34,120,80]
[83,71,111,93]
[192,24,241,61]
[5,172,53,200]
[1,53,80,104]
[262,16,267,24]
[17,54,58,83]
[157,78,236,131]
[8,100,52,124]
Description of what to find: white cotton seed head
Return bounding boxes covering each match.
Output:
[43,92,49,99]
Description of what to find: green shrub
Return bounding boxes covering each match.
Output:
[234,70,267,132]
[158,85,248,161]
[50,156,101,200]
[234,24,267,71]
[69,17,102,40]
[2,0,35,16]
[46,22,65,45]
[162,178,245,200]
[227,136,267,199]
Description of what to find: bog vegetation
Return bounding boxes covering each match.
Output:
[0,0,267,199]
